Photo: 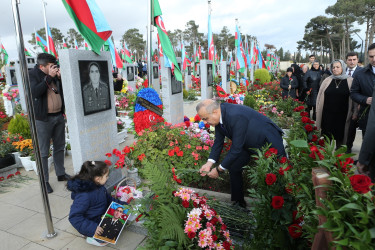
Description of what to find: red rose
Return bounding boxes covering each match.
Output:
[271,196,284,209]
[300,111,309,117]
[210,217,218,225]
[318,139,325,146]
[194,114,201,122]
[265,148,278,158]
[265,173,277,185]
[187,231,196,239]
[279,167,285,176]
[223,241,231,250]
[308,146,324,160]
[311,134,318,142]
[184,121,190,127]
[182,200,190,208]
[221,224,227,231]
[212,234,218,241]
[177,150,184,157]
[349,175,373,194]
[301,117,310,124]
[279,157,288,164]
[288,224,302,239]
[168,149,175,156]
[292,210,304,224]
[304,124,313,132]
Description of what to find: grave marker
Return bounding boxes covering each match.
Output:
[200,60,213,100]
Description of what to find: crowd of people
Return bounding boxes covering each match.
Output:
[280,45,375,182]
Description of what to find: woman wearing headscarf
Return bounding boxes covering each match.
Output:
[280,67,298,99]
[316,59,353,147]
[303,60,322,120]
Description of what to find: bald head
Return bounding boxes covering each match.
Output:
[196,99,220,113]
[196,99,221,126]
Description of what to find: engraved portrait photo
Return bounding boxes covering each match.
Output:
[10,69,17,85]
[79,60,111,116]
[171,62,182,95]
[207,64,213,86]
[153,65,159,79]
[226,64,230,82]
[187,66,191,76]
[127,66,135,81]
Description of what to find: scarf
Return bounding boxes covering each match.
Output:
[329,59,349,80]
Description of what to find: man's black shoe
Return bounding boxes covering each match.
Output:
[45,182,53,193]
[57,174,71,182]
[232,200,247,208]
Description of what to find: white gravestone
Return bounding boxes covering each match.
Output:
[160,57,184,125]
[185,65,192,90]
[200,60,213,100]
[220,61,231,94]
[152,63,160,95]
[14,57,36,112]
[59,49,122,187]
[123,63,136,91]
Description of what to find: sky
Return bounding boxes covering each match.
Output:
[0,0,365,61]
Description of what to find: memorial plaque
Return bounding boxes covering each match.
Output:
[153,65,159,79]
[171,62,182,95]
[126,66,135,81]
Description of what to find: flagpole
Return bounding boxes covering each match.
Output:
[235,18,238,82]
[11,0,57,238]
[147,0,153,81]
[41,0,49,54]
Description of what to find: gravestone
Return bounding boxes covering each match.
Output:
[59,49,122,188]
[14,57,36,112]
[200,60,213,100]
[152,63,160,95]
[185,65,192,90]
[5,64,18,86]
[220,61,230,94]
[160,57,184,125]
[123,63,136,91]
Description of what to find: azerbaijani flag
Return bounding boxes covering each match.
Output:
[199,45,202,60]
[74,39,79,49]
[62,0,112,54]
[62,38,68,49]
[35,32,48,53]
[181,43,188,71]
[235,25,245,72]
[104,37,123,69]
[47,23,58,58]
[207,14,214,61]
[123,42,133,63]
[153,0,182,81]
[25,48,32,57]
[84,40,89,50]
[1,44,8,64]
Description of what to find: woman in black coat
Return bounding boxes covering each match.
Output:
[280,67,299,99]
[303,60,322,120]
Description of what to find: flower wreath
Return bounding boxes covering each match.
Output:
[216,85,229,98]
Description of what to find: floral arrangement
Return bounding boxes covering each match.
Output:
[115,95,129,110]
[2,86,19,102]
[12,138,33,157]
[191,75,201,90]
[174,187,234,249]
[117,119,125,132]
[0,132,22,157]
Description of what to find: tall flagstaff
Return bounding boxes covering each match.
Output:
[41,0,49,53]
[147,0,153,82]
[11,0,56,238]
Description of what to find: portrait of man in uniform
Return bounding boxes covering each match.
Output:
[153,66,158,79]
[79,60,111,115]
[207,64,213,86]
[127,66,134,81]
[226,64,230,82]
[10,69,17,85]
[171,62,182,95]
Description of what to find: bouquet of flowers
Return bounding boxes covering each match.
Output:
[2,86,19,102]
[174,187,234,250]
[12,138,33,157]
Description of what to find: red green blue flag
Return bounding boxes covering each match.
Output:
[153,0,182,81]
[47,23,58,58]
[63,38,68,49]
[208,15,214,61]
[62,0,112,54]
[84,40,89,50]
[35,31,48,53]
[25,48,32,57]
[74,39,79,49]
[235,25,245,72]
[104,38,123,69]
[123,42,133,63]
[1,44,8,64]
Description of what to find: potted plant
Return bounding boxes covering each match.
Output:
[65,142,72,156]
[0,134,16,169]
[12,139,33,171]
[7,113,31,139]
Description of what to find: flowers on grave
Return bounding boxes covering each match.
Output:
[115,95,129,110]
[2,85,19,102]
[117,118,125,132]
[12,138,33,157]
[349,175,373,194]
[135,76,144,89]
[0,132,22,157]
[215,85,229,98]
[174,187,234,249]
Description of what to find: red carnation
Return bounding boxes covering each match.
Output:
[304,124,313,132]
[221,224,227,231]
[288,224,302,239]
[212,234,218,241]
[187,231,196,239]
[184,121,190,127]
[104,160,112,166]
[0,177,4,181]
[15,171,21,175]
[182,200,190,208]
[271,196,284,209]
[223,241,231,250]
[349,175,373,194]
[265,148,278,158]
[168,149,175,156]
[137,153,146,162]
[265,173,277,185]
[177,150,184,157]
[7,174,14,179]
[279,157,287,164]
[105,153,112,157]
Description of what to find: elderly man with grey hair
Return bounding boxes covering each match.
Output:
[196,99,286,208]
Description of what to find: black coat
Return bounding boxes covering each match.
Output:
[280,75,299,99]
[303,69,322,106]
[29,65,65,121]
[209,103,286,171]
[350,64,375,130]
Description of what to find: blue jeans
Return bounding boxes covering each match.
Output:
[35,114,66,182]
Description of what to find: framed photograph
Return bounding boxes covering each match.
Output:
[94,202,130,244]
[171,62,182,95]
[79,60,111,116]
[226,64,230,82]
[153,66,158,79]
[187,66,191,76]
[207,64,213,86]
[127,66,135,81]
[10,69,17,86]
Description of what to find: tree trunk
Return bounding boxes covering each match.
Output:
[327,31,335,60]
[364,17,370,65]
[346,19,350,52]
[369,13,375,46]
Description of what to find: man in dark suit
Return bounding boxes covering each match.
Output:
[197,100,286,207]
[98,207,124,243]
[345,52,361,153]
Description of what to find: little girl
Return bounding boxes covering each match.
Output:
[67,161,126,247]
